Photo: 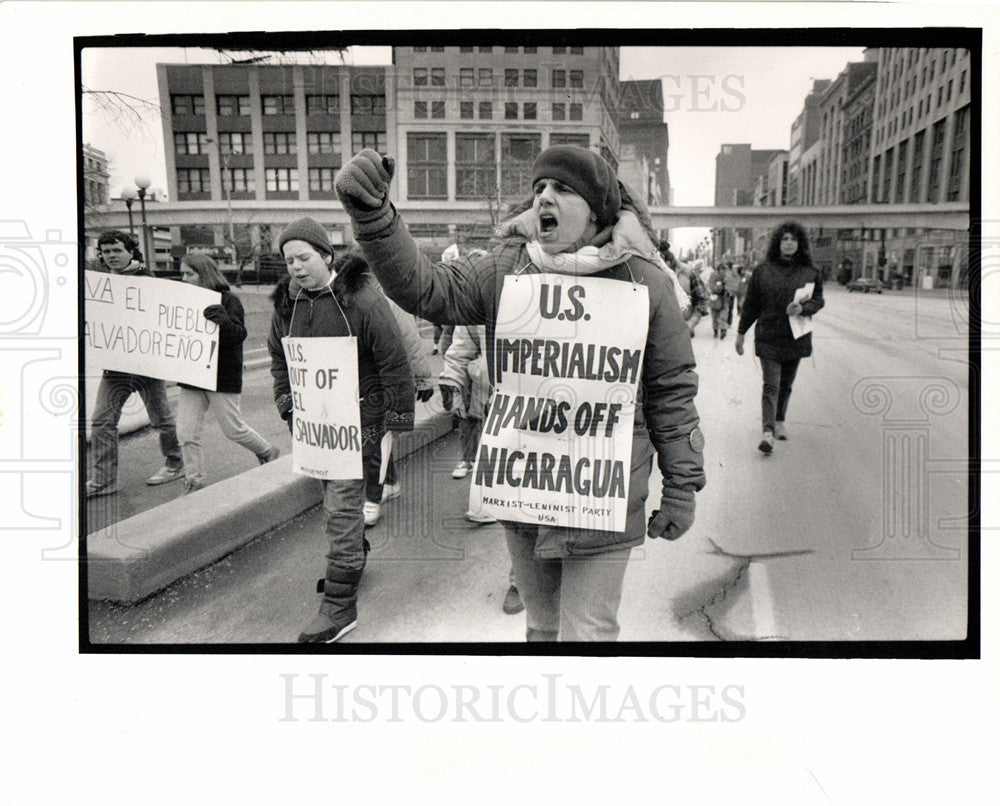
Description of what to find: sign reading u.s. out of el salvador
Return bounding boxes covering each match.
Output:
[282,336,363,480]
[471,274,649,533]
[84,271,221,389]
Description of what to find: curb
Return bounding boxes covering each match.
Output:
[87,411,456,604]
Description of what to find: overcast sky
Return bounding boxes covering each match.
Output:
[82,44,865,252]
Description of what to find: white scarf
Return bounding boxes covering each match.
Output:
[523,240,690,311]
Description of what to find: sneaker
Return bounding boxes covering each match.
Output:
[257,445,281,465]
[502,585,525,615]
[147,465,184,486]
[86,480,118,498]
[363,501,381,526]
[774,422,788,440]
[381,482,401,502]
[297,612,357,643]
[758,431,774,454]
[466,510,498,524]
[179,479,206,496]
[452,460,472,479]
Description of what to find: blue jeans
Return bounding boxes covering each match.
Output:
[505,525,631,641]
[89,370,182,486]
[760,358,800,433]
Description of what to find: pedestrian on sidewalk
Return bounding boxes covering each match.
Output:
[735,221,825,454]
[707,262,735,339]
[174,254,279,495]
[268,218,415,643]
[334,145,705,641]
[86,230,184,498]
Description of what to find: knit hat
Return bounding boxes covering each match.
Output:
[278,217,334,257]
[531,145,621,226]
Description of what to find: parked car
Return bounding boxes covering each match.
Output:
[847,277,884,294]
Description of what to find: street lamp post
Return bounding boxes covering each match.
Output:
[120,186,137,236]
[135,175,152,272]
[206,137,238,281]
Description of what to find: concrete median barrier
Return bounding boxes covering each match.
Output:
[87,410,456,604]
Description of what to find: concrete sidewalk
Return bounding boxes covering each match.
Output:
[87,408,456,604]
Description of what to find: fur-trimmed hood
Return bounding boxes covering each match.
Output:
[270,251,372,318]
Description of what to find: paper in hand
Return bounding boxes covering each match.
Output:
[790,282,815,339]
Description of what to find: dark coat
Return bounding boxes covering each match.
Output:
[181,290,246,394]
[737,259,825,360]
[267,262,415,432]
[353,212,706,558]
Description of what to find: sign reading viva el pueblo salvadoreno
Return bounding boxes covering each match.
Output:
[84,271,221,390]
[472,274,650,533]
[282,336,363,480]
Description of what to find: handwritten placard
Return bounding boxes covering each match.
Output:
[84,271,221,389]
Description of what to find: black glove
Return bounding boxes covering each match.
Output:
[334,149,396,234]
[416,387,434,403]
[647,486,696,540]
[203,304,228,324]
[439,383,456,411]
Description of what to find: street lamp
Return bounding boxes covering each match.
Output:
[120,186,137,236]
[135,175,152,272]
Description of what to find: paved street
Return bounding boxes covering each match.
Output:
[87,284,971,644]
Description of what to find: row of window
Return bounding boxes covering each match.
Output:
[177,167,335,194]
[412,46,584,54]
[171,93,385,117]
[876,71,964,146]
[414,67,584,88]
[414,100,584,121]
[175,131,378,157]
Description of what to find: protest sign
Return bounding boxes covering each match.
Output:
[282,336,363,480]
[84,270,221,389]
[471,274,649,533]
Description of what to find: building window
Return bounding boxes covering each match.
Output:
[524,46,537,54]
[895,140,908,203]
[505,102,518,120]
[551,103,565,121]
[350,95,385,114]
[413,68,428,86]
[225,168,254,193]
[414,101,428,118]
[947,79,953,102]
[174,132,209,155]
[478,68,493,87]
[946,105,969,201]
[524,69,537,87]
[523,102,537,120]
[960,70,966,93]
[926,118,946,202]
[460,46,473,53]
[263,132,297,155]
[910,129,925,200]
[219,132,252,155]
[407,132,447,199]
[309,167,338,192]
[570,70,584,88]
[570,47,584,54]
[505,69,519,87]
[455,134,496,199]
[352,131,387,154]
[550,133,589,148]
[479,46,492,53]
[413,46,426,52]
[430,46,445,53]
[431,101,446,119]
[553,47,566,54]
[501,133,541,197]
[171,94,204,116]
[306,95,340,115]
[431,68,445,86]
[262,95,294,115]
[265,168,299,192]
[569,103,583,121]
[505,47,519,54]
[479,101,492,119]
[307,132,341,156]
[881,148,894,203]
[217,95,251,116]
[460,68,474,87]
[176,168,209,193]
[552,69,566,88]
[460,101,473,119]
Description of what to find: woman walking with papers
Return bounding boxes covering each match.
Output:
[735,221,825,454]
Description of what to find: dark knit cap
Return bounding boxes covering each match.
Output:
[278,217,334,257]
[531,145,621,226]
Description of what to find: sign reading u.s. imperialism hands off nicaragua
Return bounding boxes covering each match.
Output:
[282,336,363,480]
[84,271,221,389]
[472,274,649,533]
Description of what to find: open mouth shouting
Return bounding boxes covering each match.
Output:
[537,209,559,240]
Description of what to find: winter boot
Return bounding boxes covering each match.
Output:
[299,566,363,643]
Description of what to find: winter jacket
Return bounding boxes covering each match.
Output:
[267,265,415,432]
[180,290,246,394]
[737,259,825,361]
[353,211,705,558]
[440,325,490,418]
[386,297,433,392]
